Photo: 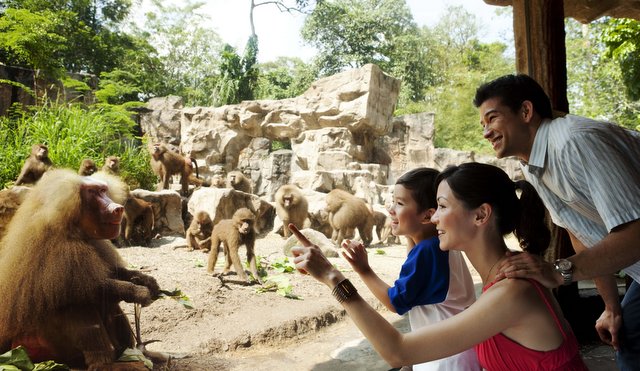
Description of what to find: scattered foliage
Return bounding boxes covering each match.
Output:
[159,288,194,309]
[255,274,303,299]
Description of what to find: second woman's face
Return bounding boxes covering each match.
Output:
[431,180,477,251]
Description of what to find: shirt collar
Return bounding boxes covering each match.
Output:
[523,118,551,177]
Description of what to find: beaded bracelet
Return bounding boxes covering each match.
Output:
[331,278,358,303]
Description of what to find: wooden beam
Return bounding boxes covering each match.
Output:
[512,0,569,112]
[565,0,622,23]
[484,0,640,23]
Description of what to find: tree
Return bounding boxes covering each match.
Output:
[212,36,260,106]
[142,0,223,105]
[423,6,514,153]
[256,57,318,99]
[301,0,432,102]
[302,0,416,74]
[566,18,640,130]
[601,18,640,102]
[0,8,67,78]
[2,0,137,76]
[249,0,318,37]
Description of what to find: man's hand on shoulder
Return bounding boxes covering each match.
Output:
[496,251,564,288]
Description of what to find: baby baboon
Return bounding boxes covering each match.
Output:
[207,208,260,284]
[186,210,213,251]
[122,196,155,245]
[150,143,200,195]
[325,189,374,246]
[15,144,53,185]
[0,169,159,369]
[275,184,308,238]
[78,159,97,176]
[226,170,252,193]
[102,156,120,175]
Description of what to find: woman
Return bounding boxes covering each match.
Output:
[290,162,587,370]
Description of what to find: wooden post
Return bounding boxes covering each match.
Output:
[511,0,569,113]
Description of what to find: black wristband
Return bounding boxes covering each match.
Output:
[332,278,358,303]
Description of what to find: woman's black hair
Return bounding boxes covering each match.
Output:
[395,167,439,212]
[435,162,550,255]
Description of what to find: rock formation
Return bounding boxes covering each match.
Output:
[140,63,521,238]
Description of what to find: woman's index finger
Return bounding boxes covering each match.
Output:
[288,223,312,247]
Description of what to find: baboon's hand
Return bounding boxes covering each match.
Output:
[134,286,154,307]
[131,274,161,300]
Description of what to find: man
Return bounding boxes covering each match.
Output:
[473,74,640,370]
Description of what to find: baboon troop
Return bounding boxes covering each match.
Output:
[150,143,200,196]
[275,184,309,238]
[325,188,374,246]
[207,208,260,284]
[78,158,97,176]
[102,155,120,175]
[226,170,252,193]
[0,169,159,369]
[186,210,213,251]
[15,144,53,185]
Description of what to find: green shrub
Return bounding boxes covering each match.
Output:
[0,102,155,189]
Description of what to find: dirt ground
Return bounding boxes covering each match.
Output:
[118,233,617,371]
[118,232,430,370]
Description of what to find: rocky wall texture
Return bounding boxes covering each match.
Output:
[140,63,521,206]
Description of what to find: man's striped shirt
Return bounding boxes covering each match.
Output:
[521,115,640,282]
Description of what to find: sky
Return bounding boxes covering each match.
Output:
[134,0,513,63]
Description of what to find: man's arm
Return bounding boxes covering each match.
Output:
[498,219,640,287]
[569,219,640,281]
[567,231,622,350]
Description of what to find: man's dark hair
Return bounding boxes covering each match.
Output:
[395,167,439,212]
[473,74,553,119]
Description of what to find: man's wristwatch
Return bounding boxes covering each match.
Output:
[554,258,574,286]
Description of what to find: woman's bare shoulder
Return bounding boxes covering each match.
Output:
[485,278,546,308]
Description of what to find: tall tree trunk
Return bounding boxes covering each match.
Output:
[249,0,257,37]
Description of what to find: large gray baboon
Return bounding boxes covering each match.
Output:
[185,210,213,251]
[275,184,309,238]
[15,144,53,185]
[325,189,373,246]
[207,208,260,284]
[0,169,159,369]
